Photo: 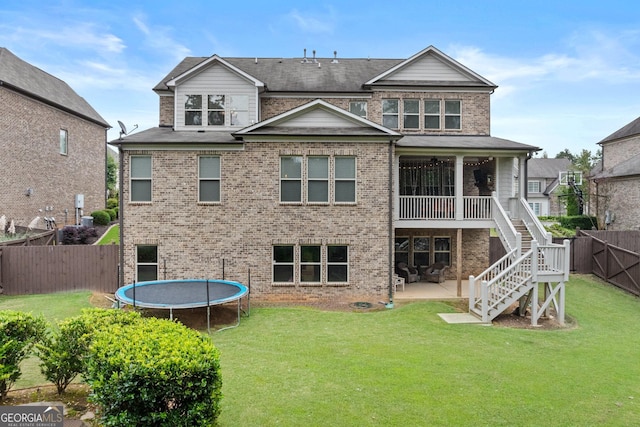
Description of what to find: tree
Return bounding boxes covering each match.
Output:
[106,152,118,198]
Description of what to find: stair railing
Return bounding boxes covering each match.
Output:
[492,192,521,255]
[518,198,552,246]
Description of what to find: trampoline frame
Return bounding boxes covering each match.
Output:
[114,279,249,332]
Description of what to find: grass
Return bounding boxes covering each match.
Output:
[96,224,119,245]
[3,276,640,425]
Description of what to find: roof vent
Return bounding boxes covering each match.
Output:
[312,50,317,63]
[301,48,309,63]
[331,50,339,63]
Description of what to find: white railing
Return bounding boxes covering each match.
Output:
[537,240,571,280]
[518,198,552,245]
[398,195,492,220]
[492,193,521,254]
[398,196,455,219]
[463,196,492,219]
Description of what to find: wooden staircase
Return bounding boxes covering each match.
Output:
[468,197,570,325]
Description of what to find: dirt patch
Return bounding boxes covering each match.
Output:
[491,304,575,330]
[3,384,95,421]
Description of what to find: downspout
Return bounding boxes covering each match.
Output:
[118,146,125,289]
[387,139,394,308]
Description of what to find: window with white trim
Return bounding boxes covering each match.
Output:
[59,129,68,155]
[434,237,451,265]
[327,245,349,283]
[184,95,203,125]
[349,101,367,118]
[273,245,294,283]
[403,99,420,129]
[199,156,220,202]
[444,100,461,130]
[528,180,541,193]
[529,202,542,216]
[130,155,152,202]
[207,95,225,125]
[308,156,329,203]
[300,245,321,283]
[424,100,440,129]
[136,245,158,281]
[280,156,302,202]
[334,156,356,203]
[382,99,399,129]
[394,237,409,265]
[413,237,430,268]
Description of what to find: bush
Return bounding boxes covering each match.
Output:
[85,317,222,426]
[37,309,141,394]
[61,226,97,245]
[559,215,598,231]
[0,311,47,401]
[91,210,111,226]
[106,198,119,210]
[37,317,91,394]
[104,209,117,221]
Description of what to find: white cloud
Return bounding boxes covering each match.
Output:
[132,14,191,61]
[286,7,336,34]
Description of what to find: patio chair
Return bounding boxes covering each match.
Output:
[395,262,420,283]
[423,262,449,283]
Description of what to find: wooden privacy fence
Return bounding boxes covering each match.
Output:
[0,245,119,295]
[575,230,640,297]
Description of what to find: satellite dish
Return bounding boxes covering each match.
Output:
[117,121,138,139]
[118,120,127,137]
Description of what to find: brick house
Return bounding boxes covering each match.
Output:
[112,45,568,312]
[0,48,110,228]
[526,158,572,217]
[590,116,640,230]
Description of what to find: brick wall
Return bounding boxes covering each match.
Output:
[121,140,392,303]
[0,88,106,227]
[159,95,174,127]
[262,91,491,135]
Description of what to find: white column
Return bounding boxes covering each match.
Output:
[456,155,464,220]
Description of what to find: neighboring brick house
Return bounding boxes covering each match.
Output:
[526,158,572,216]
[0,48,110,228]
[111,46,540,303]
[589,116,640,230]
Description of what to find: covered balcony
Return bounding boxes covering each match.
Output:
[394,154,521,228]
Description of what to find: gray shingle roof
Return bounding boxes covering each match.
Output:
[598,115,640,144]
[396,135,539,151]
[0,47,109,127]
[153,56,494,94]
[591,153,640,179]
[528,158,572,178]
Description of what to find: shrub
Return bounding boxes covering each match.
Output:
[559,215,598,231]
[85,317,222,426]
[0,311,47,401]
[37,317,91,394]
[104,209,117,221]
[61,226,97,245]
[91,210,110,226]
[37,309,141,394]
[106,198,119,210]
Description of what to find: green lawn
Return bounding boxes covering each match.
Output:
[2,276,640,426]
[96,224,119,245]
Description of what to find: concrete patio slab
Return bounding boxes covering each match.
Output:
[438,312,488,324]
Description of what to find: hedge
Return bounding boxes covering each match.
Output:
[91,210,111,226]
[85,317,222,426]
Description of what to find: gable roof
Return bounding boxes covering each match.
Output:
[364,45,496,88]
[0,47,109,127]
[598,115,640,144]
[153,46,496,94]
[164,54,265,89]
[233,99,402,139]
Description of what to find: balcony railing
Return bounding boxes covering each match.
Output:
[398,196,492,220]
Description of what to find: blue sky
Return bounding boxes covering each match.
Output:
[2,0,639,157]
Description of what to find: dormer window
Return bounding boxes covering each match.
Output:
[184,94,249,127]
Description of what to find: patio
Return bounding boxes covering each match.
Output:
[394,279,469,300]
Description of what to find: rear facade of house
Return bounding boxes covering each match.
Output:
[112,45,543,305]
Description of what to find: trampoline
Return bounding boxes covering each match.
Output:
[115,279,249,332]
